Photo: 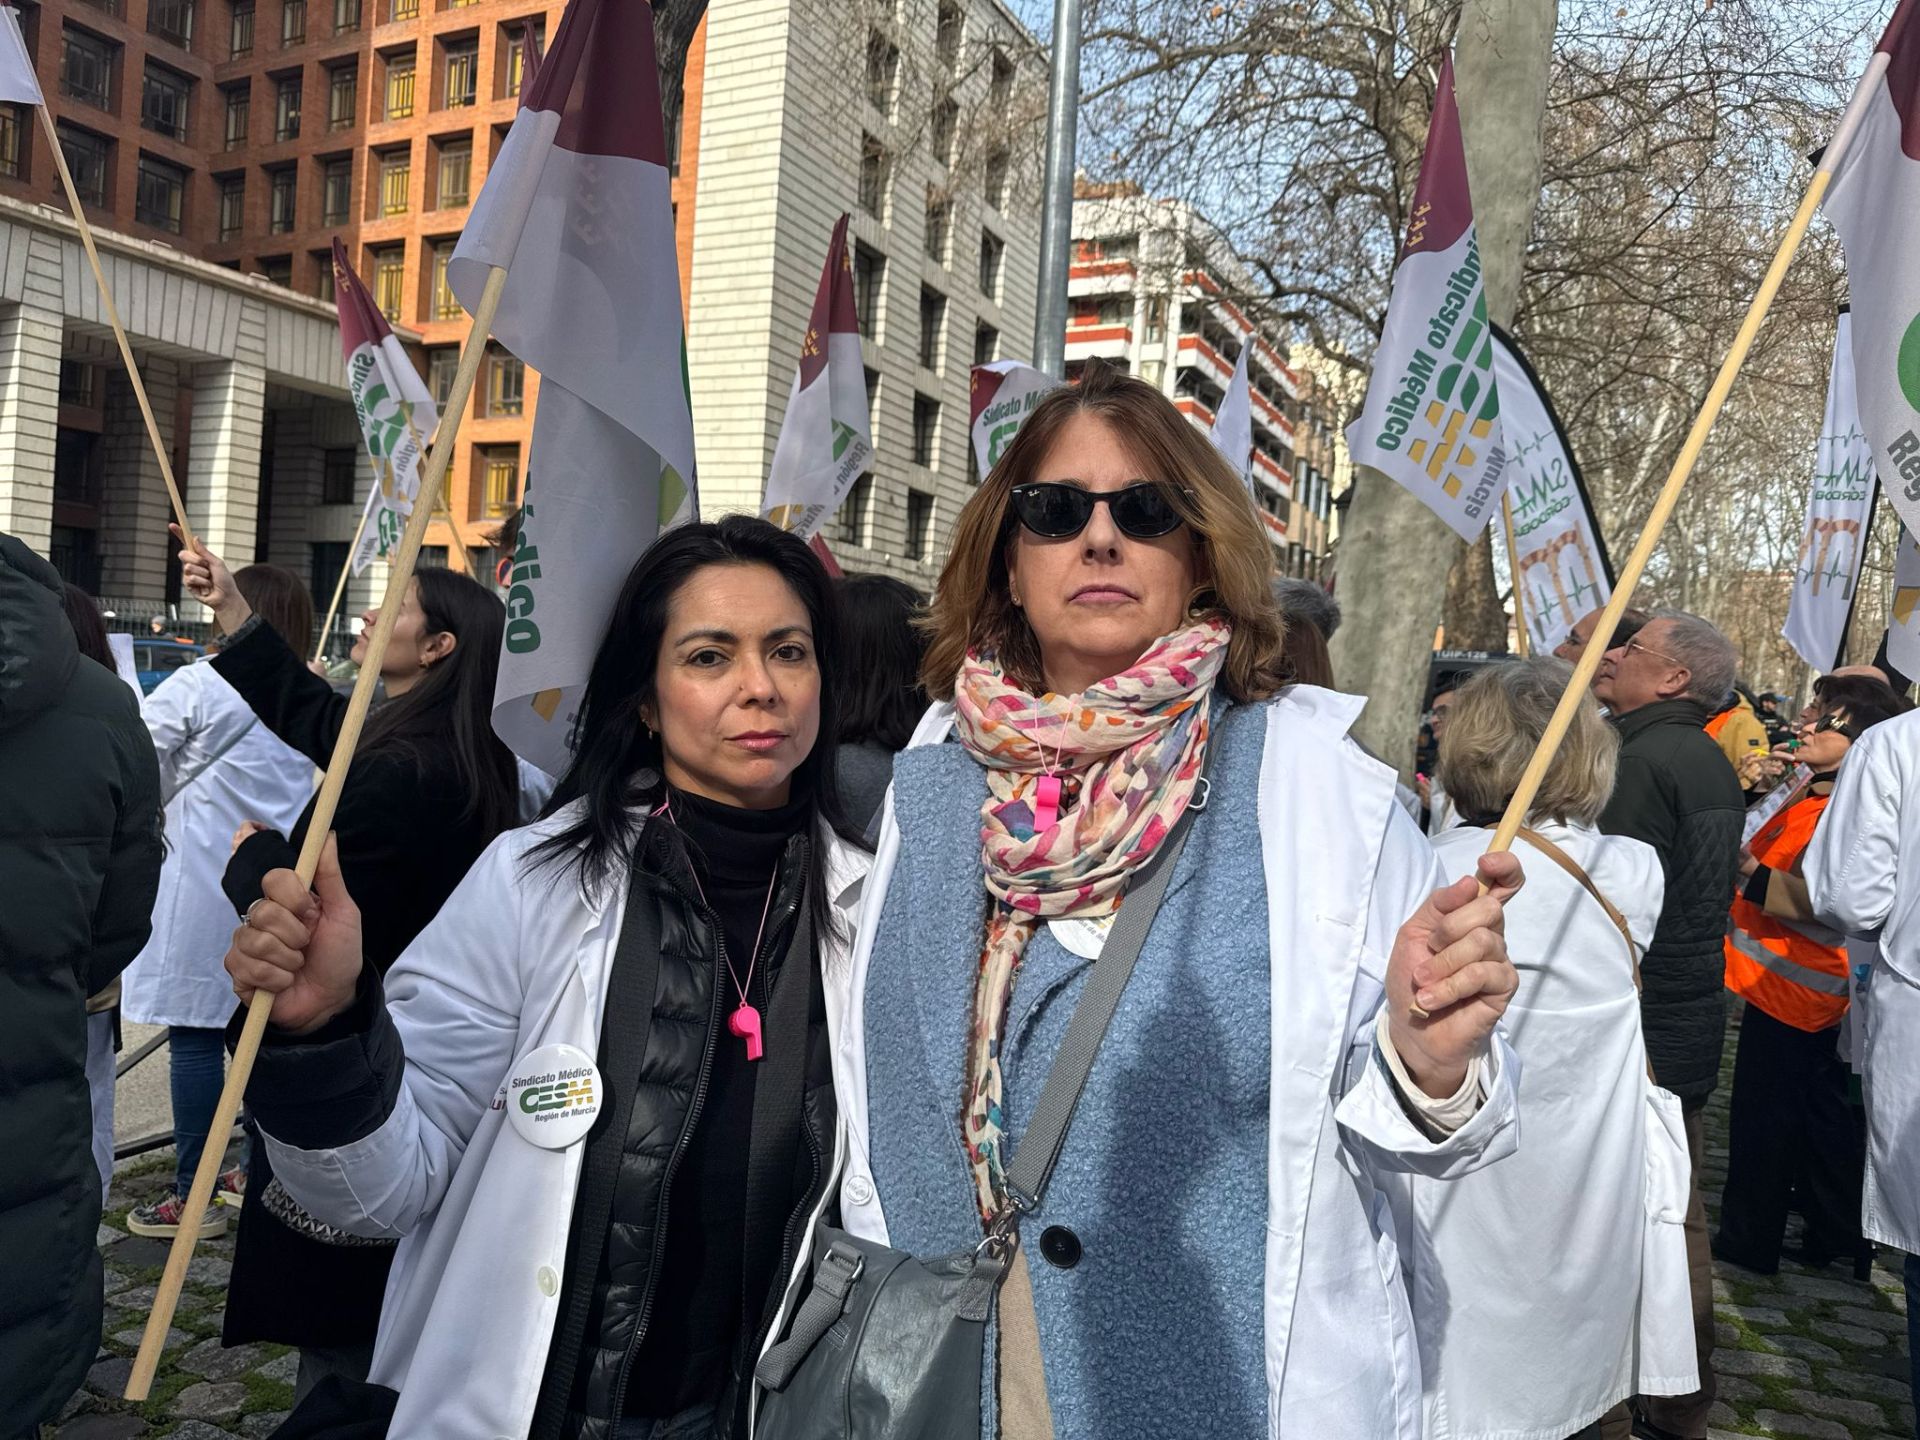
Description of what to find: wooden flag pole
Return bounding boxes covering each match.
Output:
[125,264,509,1401]
[1478,50,1891,863]
[1500,492,1531,657]
[312,498,375,666]
[35,105,197,549]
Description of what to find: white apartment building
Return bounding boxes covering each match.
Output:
[685,0,1047,584]
[1067,186,1335,579]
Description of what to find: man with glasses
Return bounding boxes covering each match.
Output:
[1552,604,1650,669]
[1592,611,1745,1440]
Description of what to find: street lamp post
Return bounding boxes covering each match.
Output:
[1031,0,1081,379]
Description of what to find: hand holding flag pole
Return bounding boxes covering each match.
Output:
[124,264,510,1401]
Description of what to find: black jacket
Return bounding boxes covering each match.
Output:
[0,536,161,1428]
[212,618,504,1349]
[1599,697,1745,1102]
[243,815,837,1440]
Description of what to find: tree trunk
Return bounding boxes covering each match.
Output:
[1446,531,1510,649]
[655,1,709,175]
[1330,0,1556,771]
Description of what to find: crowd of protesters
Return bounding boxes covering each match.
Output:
[4,365,1917,1440]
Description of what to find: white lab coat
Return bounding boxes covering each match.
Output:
[1414,823,1695,1439]
[260,807,869,1440]
[120,659,314,1030]
[1804,709,1920,1254]
[827,688,1522,1439]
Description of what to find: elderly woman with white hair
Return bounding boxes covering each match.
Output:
[1401,657,1698,1440]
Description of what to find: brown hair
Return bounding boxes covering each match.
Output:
[920,359,1286,701]
[235,564,315,656]
[1440,657,1620,827]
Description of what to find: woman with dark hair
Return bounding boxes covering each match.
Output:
[121,564,317,1237]
[221,516,870,1438]
[177,533,518,1397]
[59,581,115,671]
[833,572,928,829]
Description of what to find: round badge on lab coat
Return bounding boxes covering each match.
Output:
[505,1043,603,1150]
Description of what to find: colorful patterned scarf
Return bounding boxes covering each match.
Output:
[951,617,1228,1220]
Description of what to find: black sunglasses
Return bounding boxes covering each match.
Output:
[1808,711,1858,740]
[1008,481,1191,540]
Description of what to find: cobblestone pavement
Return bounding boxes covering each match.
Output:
[55,1011,1915,1438]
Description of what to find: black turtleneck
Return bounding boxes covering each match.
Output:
[622,785,812,1418]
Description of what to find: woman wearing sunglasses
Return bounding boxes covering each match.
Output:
[822,361,1523,1438]
[1716,674,1914,1277]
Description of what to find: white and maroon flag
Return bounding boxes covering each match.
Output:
[449,0,697,776]
[1784,311,1880,670]
[762,215,873,539]
[0,6,42,103]
[970,360,1060,477]
[1824,0,1920,540]
[1345,53,1509,541]
[1890,522,1920,679]
[1210,342,1254,491]
[332,240,439,575]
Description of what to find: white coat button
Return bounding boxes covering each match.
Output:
[537,1265,559,1297]
[845,1174,874,1205]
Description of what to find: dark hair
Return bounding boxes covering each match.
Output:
[1812,674,1915,738]
[835,574,929,751]
[359,566,518,838]
[1280,618,1334,687]
[60,584,114,671]
[533,516,868,936]
[1271,577,1340,640]
[235,564,315,657]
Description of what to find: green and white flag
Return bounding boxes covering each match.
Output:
[1346,53,1509,541]
[331,239,438,576]
[970,360,1059,477]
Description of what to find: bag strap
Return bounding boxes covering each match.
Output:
[999,770,1210,1219]
[1515,825,1639,987]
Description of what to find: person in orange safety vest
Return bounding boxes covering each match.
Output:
[1714,675,1916,1276]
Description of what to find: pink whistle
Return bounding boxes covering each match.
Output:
[1033,774,1062,833]
[729,1003,765,1061]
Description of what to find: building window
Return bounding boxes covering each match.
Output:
[918,286,945,370]
[389,0,417,18]
[230,0,254,56]
[217,173,244,237]
[275,73,301,140]
[905,487,935,561]
[481,445,519,516]
[372,245,404,320]
[149,0,194,45]
[379,146,409,215]
[141,63,191,142]
[384,53,414,119]
[974,322,998,366]
[58,125,110,206]
[1144,297,1165,342]
[852,243,882,341]
[281,0,305,45]
[858,133,887,218]
[924,189,949,262]
[223,84,249,148]
[328,62,356,128]
[978,229,1003,300]
[427,346,457,405]
[434,136,469,207]
[429,237,459,318]
[865,29,898,115]
[315,252,336,300]
[259,254,292,287]
[936,0,963,66]
[333,0,360,31]
[60,360,99,408]
[864,364,880,436]
[840,473,872,547]
[990,50,1014,109]
[930,97,957,168]
[60,29,114,111]
[268,164,295,232]
[322,154,351,223]
[322,447,357,503]
[0,107,22,180]
[487,347,523,415]
[443,39,477,108]
[912,394,939,467]
[505,21,542,98]
[984,147,1009,209]
[135,154,186,232]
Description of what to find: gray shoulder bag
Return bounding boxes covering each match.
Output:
[753,778,1207,1440]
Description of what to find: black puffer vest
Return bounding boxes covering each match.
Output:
[531,818,838,1440]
